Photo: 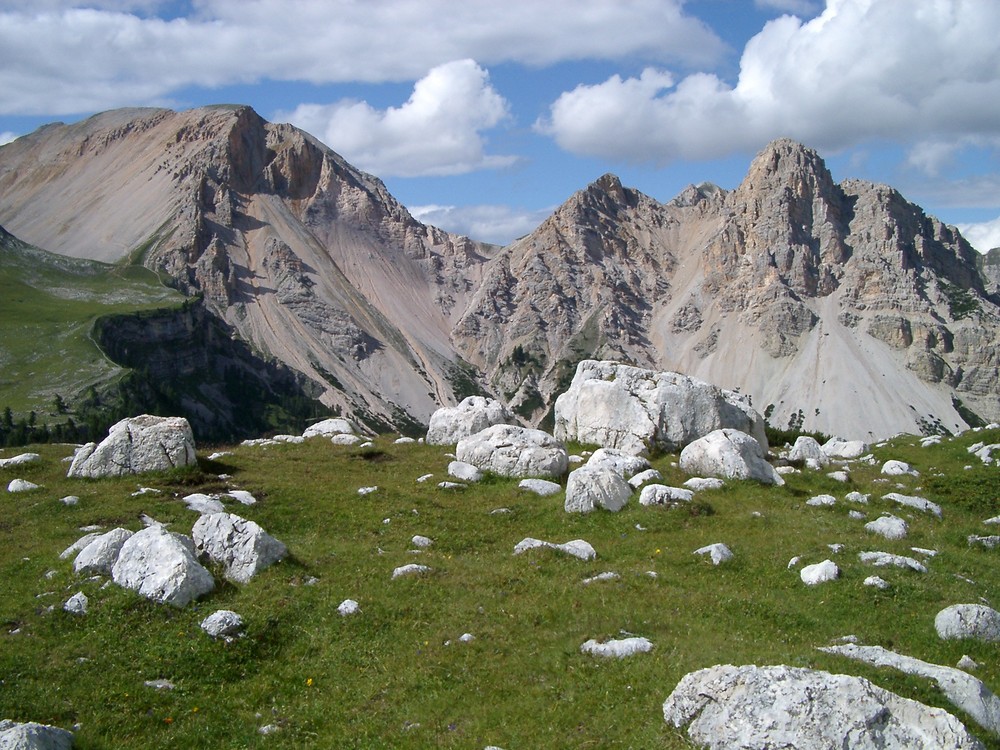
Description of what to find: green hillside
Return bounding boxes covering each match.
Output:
[1,429,998,748]
[0,226,183,420]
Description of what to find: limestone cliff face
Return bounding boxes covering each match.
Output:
[0,106,496,429]
[0,108,996,438]
[456,139,999,438]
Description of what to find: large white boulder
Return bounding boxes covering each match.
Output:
[67,415,196,478]
[553,360,766,455]
[302,418,356,439]
[73,528,134,575]
[822,437,870,459]
[663,664,984,750]
[192,512,288,584]
[425,396,512,446]
[0,452,41,469]
[788,436,828,465]
[455,424,568,479]
[935,604,1000,642]
[0,720,74,750]
[585,448,650,479]
[679,429,784,485]
[564,465,631,513]
[821,643,1000,738]
[111,525,214,607]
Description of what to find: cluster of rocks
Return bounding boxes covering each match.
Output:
[62,510,286,608]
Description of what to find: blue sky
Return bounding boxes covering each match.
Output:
[1,0,999,250]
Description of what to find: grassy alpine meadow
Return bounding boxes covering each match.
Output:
[1,428,999,748]
[0,234,183,417]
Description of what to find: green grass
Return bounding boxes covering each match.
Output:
[0,428,999,748]
[0,233,183,418]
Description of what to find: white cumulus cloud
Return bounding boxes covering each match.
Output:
[539,0,1000,164]
[409,203,553,245]
[0,1,723,116]
[0,131,18,145]
[957,218,1000,254]
[278,60,515,178]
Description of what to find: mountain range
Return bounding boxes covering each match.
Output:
[0,105,997,440]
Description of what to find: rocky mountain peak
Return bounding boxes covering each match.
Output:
[2,109,998,441]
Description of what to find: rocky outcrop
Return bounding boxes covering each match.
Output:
[67,415,196,478]
[553,360,766,454]
[663,664,985,749]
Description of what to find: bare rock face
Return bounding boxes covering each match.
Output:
[67,415,196,478]
[663,664,985,749]
[0,106,498,433]
[553,360,766,455]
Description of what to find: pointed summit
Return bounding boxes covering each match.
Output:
[740,138,838,203]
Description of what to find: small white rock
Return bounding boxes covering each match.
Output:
[63,591,88,615]
[864,575,891,590]
[580,636,653,658]
[7,478,40,492]
[392,564,431,579]
[60,495,80,506]
[357,486,378,495]
[806,494,837,507]
[800,560,839,586]
[337,599,360,616]
[694,543,733,565]
[411,535,433,548]
[581,571,620,585]
[957,655,979,671]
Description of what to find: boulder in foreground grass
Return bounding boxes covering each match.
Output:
[821,642,1000,737]
[73,528,134,575]
[0,452,40,469]
[425,396,512,445]
[0,719,74,750]
[513,537,596,561]
[200,610,244,639]
[680,429,784,485]
[663,664,985,750]
[192,512,288,584]
[564,465,631,513]
[111,525,214,607]
[935,604,1000,643]
[580,636,653,658]
[302,418,356,439]
[68,415,196,478]
[456,424,568,479]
